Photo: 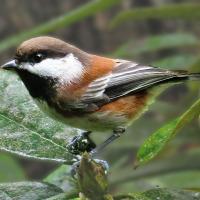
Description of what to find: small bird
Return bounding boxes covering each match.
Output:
[1,36,200,155]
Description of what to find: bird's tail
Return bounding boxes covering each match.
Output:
[187,73,200,81]
[173,70,200,81]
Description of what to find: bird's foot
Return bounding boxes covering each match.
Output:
[90,126,126,156]
[67,131,96,155]
[68,127,125,178]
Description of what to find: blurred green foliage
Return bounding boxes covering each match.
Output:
[110,4,200,28]
[111,33,199,59]
[0,0,121,53]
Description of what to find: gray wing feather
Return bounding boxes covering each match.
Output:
[81,75,111,102]
[80,60,178,105]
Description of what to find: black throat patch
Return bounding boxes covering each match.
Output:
[16,69,58,102]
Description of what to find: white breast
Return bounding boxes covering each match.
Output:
[34,98,127,131]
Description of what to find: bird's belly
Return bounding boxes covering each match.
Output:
[34,99,127,131]
[34,86,165,133]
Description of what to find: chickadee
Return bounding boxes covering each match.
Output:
[1,36,200,155]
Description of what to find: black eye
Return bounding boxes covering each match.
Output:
[31,53,45,63]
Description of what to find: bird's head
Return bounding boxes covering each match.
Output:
[1,36,91,83]
[1,36,91,98]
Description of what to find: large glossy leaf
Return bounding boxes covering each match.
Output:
[0,182,63,200]
[136,98,200,167]
[0,71,78,163]
[0,0,122,53]
[111,33,199,59]
[111,4,200,28]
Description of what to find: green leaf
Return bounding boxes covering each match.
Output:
[111,4,200,28]
[0,182,63,200]
[0,71,78,163]
[0,153,25,182]
[136,98,200,167]
[111,33,199,58]
[0,0,122,53]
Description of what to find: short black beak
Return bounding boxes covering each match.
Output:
[1,60,18,70]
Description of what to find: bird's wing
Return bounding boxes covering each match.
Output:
[80,59,182,106]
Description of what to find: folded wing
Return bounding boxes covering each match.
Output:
[80,59,188,107]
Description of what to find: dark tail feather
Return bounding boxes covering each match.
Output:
[173,70,200,81]
[188,73,200,81]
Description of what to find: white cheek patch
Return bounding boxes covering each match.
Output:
[20,53,84,84]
